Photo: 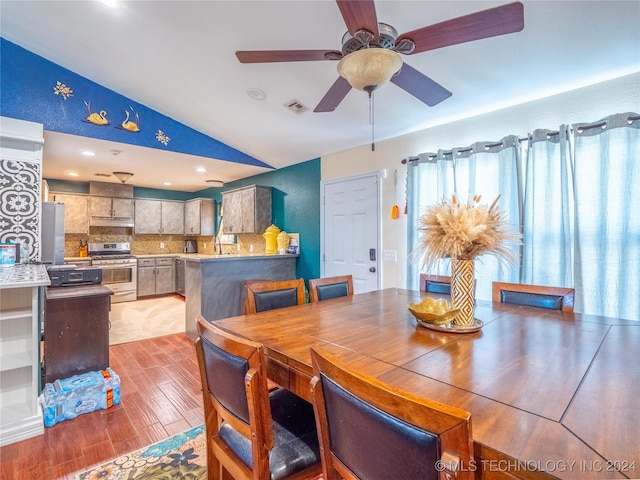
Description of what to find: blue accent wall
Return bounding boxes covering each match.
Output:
[1,38,272,169]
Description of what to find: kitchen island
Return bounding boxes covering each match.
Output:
[183,254,298,339]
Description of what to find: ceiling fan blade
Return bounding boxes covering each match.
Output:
[397,2,524,54]
[314,76,352,112]
[336,0,379,37]
[391,63,452,107]
[236,50,342,63]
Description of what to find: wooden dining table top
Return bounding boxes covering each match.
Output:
[214,288,640,480]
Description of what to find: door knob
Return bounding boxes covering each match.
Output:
[369,267,376,273]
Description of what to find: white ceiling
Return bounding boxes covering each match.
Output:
[1,0,639,192]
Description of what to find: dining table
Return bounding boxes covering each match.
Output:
[213,288,639,480]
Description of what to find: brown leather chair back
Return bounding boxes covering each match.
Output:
[310,346,474,480]
[308,275,354,302]
[419,274,451,295]
[492,282,575,312]
[244,278,305,314]
[195,315,321,480]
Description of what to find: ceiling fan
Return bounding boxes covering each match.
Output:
[236,0,524,113]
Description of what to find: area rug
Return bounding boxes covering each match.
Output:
[76,424,324,480]
[76,424,207,479]
[109,295,185,345]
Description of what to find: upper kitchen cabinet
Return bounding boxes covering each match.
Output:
[222,185,272,234]
[88,181,134,227]
[134,199,184,235]
[89,197,134,227]
[184,198,214,236]
[50,193,89,234]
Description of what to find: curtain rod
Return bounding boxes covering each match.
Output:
[401,114,640,164]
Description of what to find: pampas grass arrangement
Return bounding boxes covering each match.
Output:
[417,194,521,270]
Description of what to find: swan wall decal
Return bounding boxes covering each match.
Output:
[83,100,109,125]
[120,107,140,132]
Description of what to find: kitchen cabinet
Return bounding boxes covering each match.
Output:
[89,196,134,227]
[51,193,89,234]
[137,257,175,297]
[184,198,214,236]
[175,257,185,296]
[0,265,50,447]
[43,285,112,384]
[222,185,272,234]
[134,199,184,235]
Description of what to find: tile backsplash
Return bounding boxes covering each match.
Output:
[63,229,270,257]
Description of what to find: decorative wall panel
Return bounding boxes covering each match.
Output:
[0,159,41,261]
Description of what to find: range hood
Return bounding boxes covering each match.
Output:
[89,216,134,228]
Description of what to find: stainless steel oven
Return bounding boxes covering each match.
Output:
[89,242,138,303]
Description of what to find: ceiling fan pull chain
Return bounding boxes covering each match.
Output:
[369,89,375,151]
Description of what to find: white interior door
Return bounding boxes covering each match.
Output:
[322,174,380,293]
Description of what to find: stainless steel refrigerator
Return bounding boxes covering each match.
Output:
[40,202,65,265]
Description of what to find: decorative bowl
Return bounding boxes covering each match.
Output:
[407,306,460,325]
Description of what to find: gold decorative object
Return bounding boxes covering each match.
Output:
[156,130,170,146]
[416,194,521,329]
[53,81,73,100]
[83,101,109,125]
[451,258,475,326]
[120,108,140,132]
[263,224,281,254]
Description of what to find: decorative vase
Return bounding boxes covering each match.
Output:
[263,224,280,254]
[450,258,476,327]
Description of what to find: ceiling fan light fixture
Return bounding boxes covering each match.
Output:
[337,48,402,91]
[113,171,134,184]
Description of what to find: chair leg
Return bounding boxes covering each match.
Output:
[207,440,221,480]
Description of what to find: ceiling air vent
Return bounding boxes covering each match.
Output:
[284,99,309,115]
[94,173,112,177]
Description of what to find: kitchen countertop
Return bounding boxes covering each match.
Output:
[0,264,51,289]
[63,253,299,262]
[46,284,113,300]
[182,253,298,262]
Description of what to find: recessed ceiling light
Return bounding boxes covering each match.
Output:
[247,88,266,101]
[163,182,172,186]
[196,167,207,173]
[68,172,79,177]
[206,179,224,187]
[82,151,95,156]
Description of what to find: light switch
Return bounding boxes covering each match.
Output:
[382,250,397,262]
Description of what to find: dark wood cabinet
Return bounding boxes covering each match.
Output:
[44,285,113,384]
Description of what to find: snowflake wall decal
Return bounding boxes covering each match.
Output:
[53,81,73,100]
[156,130,171,146]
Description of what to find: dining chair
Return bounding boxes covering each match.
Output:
[492,281,575,312]
[244,278,306,314]
[241,279,271,315]
[419,274,452,295]
[309,346,474,480]
[308,275,354,302]
[195,315,322,480]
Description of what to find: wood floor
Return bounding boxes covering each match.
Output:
[0,332,203,480]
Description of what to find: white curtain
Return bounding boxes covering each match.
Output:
[406,136,522,300]
[572,113,640,320]
[522,126,574,287]
[407,112,640,321]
